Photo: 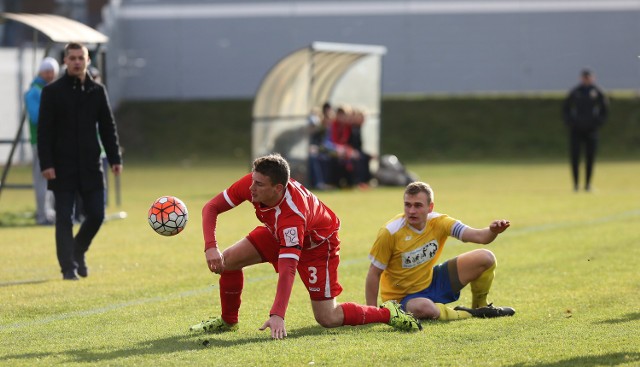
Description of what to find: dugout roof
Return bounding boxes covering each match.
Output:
[252,42,387,184]
[0,12,109,80]
[0,12,109,44]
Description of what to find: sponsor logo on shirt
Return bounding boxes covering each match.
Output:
[401,240,439,268]
[308,287,321,292]
[283,227,300,247]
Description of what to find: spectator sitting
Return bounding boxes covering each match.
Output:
[348,108,372,189]
[308,104,332,190]
[328,105,357,188]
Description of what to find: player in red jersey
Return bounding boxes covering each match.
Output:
[190,153,421,339]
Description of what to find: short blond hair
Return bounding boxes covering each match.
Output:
[404,181,434,204]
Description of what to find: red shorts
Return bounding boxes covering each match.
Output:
[247,226,343,300]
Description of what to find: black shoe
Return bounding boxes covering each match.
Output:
[63,270,79,281]
[76,266,88,278]
[74,252,88,278]
[454,303,515,318]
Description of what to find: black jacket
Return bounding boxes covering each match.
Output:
[562,84,609,133]
[38,71,122,191]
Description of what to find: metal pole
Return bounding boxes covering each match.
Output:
[115,173,121,207]
[0,107,29,201]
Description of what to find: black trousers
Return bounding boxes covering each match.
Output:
[569,129,599,189]
[53,189,105,274]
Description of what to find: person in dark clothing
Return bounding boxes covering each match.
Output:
[308,103,333,190]
[348,108,372,188]
[562,69,609,192]
[38,42,123,280]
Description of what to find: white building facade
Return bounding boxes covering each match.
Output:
[101,0,640,107]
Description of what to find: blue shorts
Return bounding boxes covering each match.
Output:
[400,261,460,309]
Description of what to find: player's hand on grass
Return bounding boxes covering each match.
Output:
[489,219,511,234]
[259,315,287,339]
[205,247,224,274]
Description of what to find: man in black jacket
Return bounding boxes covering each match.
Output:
[38,42,123,280]
[562,69,609,192]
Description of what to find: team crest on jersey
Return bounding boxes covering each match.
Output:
[401,240,439,268]
[283,227,300,247]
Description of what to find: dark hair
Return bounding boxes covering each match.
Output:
[64,42,88,56]
[252,153,290,186]
[404,181,434,204]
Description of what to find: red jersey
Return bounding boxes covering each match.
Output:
[203,173,340,260]
[202,173,343,317]
[330,119,351,145]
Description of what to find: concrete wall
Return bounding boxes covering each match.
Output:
[102,0,640,107]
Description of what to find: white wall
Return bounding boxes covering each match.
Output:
[0,48,44,164]
[102,0,640,107]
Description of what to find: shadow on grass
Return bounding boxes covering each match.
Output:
[1,335,204,364]
[506,352,640,367]
[595,312,640,325]
[2,325,379,363]
[0,278,50,287]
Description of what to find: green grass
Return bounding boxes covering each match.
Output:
[1,160,639,366]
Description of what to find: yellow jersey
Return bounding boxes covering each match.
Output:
[369,212,468,302]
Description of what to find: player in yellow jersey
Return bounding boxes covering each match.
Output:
[365,181,515,321]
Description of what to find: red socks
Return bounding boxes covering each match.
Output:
[219,270,243,324]
[340,302,391,326]
[220,273,391,327]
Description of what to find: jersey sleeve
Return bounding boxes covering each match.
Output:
[37,86,55,171]
[276,216,305,261]
[270,215,306,318]
[445,216,468,241]
[201,174,252,250]
[223,173,253,207]
[269,257,297,318]
[368,226,394,270]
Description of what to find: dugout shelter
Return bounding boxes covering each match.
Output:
[252,42,387,185]
[0,13,110,203]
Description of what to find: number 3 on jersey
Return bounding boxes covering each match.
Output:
[308,266,317,284]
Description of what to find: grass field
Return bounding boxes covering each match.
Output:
[1,160,639,366]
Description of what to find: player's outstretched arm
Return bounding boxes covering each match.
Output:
[461,219,510,244]
[259,257,297,339]
[202,192,235,271]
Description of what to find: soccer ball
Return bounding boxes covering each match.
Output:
[148,196,188,236]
